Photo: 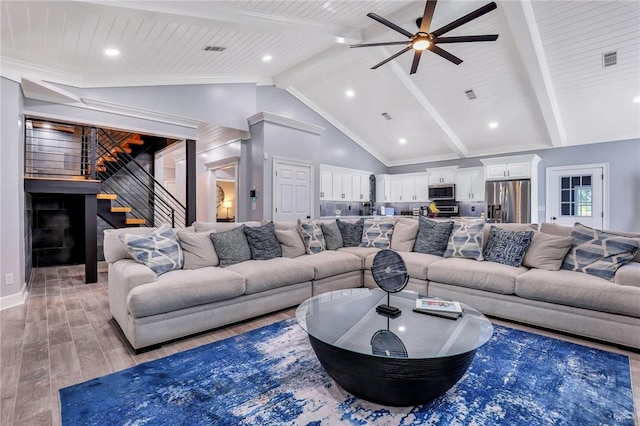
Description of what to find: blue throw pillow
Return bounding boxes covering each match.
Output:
[336,218,364,247]
[119,224,184,276]
[413,217,454,256]
[210,225,252,267]
[244,222,282,260]
[483,226,534,267]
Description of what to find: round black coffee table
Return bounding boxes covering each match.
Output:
[295,288,493,406]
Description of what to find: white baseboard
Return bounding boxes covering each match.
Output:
[0,284,28,310]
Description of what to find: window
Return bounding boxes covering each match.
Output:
[560,175,592,217]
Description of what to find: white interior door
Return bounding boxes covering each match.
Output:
[547,164,606,229]
[274,160,312,222]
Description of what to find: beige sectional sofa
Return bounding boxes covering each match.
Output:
[104,218,640,351]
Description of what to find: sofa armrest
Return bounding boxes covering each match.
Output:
[614,262,640,288]
[108,259,156,324]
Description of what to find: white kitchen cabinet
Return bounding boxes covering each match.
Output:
[351,174,370,201]
[320,165,371,201]
[427,169,457,185]
[389,177,403,202]
[481,155,540,181]
[455,167,485,201]
[415,175,429,201]
[320,170,333,200]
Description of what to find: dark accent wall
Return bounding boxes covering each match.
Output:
[31,195,85,267]
[24,193,33,287]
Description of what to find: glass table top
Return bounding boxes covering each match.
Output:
[296,288,494,359]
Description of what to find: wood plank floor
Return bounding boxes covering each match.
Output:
[0,263,638,425]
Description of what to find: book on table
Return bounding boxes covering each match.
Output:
[415,298,463,313]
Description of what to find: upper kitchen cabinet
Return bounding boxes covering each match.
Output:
[455,167,485,202]
[377,173,429,202]
[481,154,541,181]
[320,165,371,202]
[427,166,458,185]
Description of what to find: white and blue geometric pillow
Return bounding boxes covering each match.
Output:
[359,219,395,249]
[119,224,184,276]
[483,226,534,267]
[444,219,485,261]
[297,219,325,255]
[561,222,639,281]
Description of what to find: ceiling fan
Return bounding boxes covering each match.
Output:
[351,0,499,74]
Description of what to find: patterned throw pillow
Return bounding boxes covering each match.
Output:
[210,225,252,267]
[561,222,639,281]
[413,217,454,256]
[297,219,325,255]
[444,219,485,261]
[119,224,184,276]
[243,222,282,260]
[321,221,344,250]
[359,219,395,249]
[336,218,365,247]
[483,226,534,267]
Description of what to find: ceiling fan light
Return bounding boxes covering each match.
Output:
[412,38,430,51]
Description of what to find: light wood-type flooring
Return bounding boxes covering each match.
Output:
[1,263,638,425]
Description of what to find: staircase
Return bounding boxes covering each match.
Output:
[96,193,146,227]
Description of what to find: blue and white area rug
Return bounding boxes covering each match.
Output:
[60,319,635,425]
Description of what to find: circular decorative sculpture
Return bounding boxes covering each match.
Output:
[216,185,225,207]
[371,250,409,293]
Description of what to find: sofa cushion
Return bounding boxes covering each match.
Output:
[364,251,441,281]
[337,218,365,247]
[427,257,527,294]
[483,226,534,267]
[413,218,453,256]
[177,230,219,269]
[515,269,640,318]
[127,267,246,317]
[444,219,485,261]
[359,218,394,249]
[614,262,640,287]
[337,247,381,265]
[226,258,314,295]
[295,250,362,280]
[561,223,639,281]
[194,221,262,233]
[298,219,325,254]
[244,221,282,260]
[390,221,419,252]
[119,224,184,276]
[321,221,344,250]
[275,227,306,258]
[522,232,574,271]
[210,225,252,267]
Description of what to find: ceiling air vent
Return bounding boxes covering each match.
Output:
[602,51,617,67]
[464,89,477,100]
[204,46,226,52]
[381,112,392,120]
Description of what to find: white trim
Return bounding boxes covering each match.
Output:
[0,284,28,311]
[247,111,324,135]
[545,163,609,229]
[272,156,314,221]
[204,157,241,171]
[80,98,201,129]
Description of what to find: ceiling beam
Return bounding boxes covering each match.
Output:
[74,0,363,44]
[502,0,566,147]
[380,47,469,159]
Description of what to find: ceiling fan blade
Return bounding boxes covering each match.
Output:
[435,34,499,43]
[350,41,411,48]
[367,13,415,39]
[371,46,412,69]
[418,0,438,33]
[410,50,423,74]
[429,45,463,65]
[432,2,497,37]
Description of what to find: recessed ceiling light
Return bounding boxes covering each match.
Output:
[399,138,407,144]
[104,48,120,57]
[345,89,355,98]
[488,122,499,129]
[262,55,272,62]
[634,96,640,103]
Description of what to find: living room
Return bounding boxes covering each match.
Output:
[1,1,639,425]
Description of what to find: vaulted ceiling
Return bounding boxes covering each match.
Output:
[2,1,639,166]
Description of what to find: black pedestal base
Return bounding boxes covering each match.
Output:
[376,304,401,318]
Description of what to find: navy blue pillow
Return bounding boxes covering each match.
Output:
[483,226,534,267]
[244,221,282,260]
[336,218,365,247]
[413,217,454,257]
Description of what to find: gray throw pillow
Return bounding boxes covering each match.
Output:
[209,225,251,267]
[243,221,282,260]
[337,218,365,247]
[561,222,639,281]
[522,232,574,271]
[483,226,534,267]
[321,221,344,250]
[413,217,454,256]
[177,230,219,269]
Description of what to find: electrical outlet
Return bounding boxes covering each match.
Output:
[5,273,13,285]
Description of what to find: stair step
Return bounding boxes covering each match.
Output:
[123,137,144,146]
[111,206,131,213]
[112,146,132,154]
[71,175,87,180]
[97,193,117,200]
[125,218,146,225]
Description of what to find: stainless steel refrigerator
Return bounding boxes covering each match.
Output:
[485,179,531,223]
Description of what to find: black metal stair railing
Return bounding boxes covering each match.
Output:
[85,128,187,228]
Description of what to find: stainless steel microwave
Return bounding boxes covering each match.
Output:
[428,184,455,200]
